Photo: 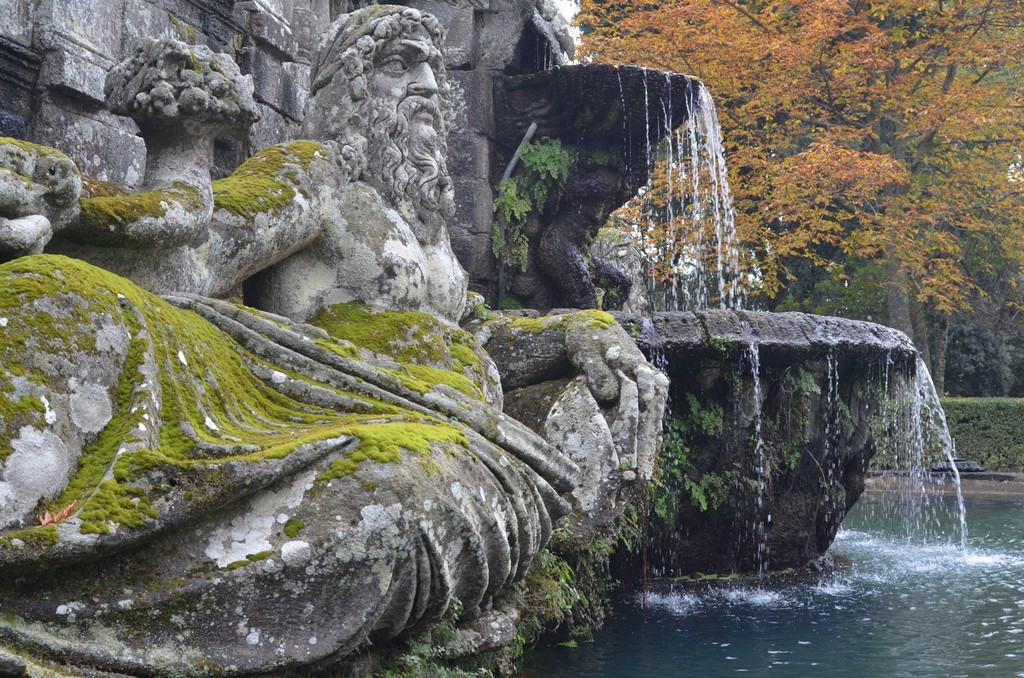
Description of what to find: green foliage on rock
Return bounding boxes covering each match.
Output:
[492,139,571,272]
[653,393,729,520]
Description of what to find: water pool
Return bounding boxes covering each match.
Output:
[520,495,1024,677]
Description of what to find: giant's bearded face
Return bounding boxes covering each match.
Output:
[305,7,456,245]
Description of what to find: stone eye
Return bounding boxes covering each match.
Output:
[379,56,408,75]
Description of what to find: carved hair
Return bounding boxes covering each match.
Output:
[304,6,456,242]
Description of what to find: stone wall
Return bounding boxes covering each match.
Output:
[1,0,572,300]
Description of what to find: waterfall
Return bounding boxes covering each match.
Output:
[742,327,770,576]
[866,354,968,555]
[632,83,745,311]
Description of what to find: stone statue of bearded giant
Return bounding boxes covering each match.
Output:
[0,6,667,676]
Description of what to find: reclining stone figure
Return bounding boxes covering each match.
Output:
[0,6,667,675]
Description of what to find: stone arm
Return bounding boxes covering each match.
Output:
[477,310,668,487]
[58,178,211,250]
[46,38,340,297]
[48,141,341,297]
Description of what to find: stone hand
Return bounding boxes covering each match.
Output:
[563,314,669,476]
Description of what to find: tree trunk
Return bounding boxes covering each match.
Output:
[931,314,949,396]
[886,260,922,351]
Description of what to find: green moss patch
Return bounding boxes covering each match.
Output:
[81,175,130,199]
[507,309,616,335]
[310,302,489,401]
[318,419,469,482]
[213,141,324,219]
[283,518,305,538]
[79,183,203,242]
[0,136,75,163]
[0,525,58,549]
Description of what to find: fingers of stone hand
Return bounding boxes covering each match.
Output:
[611,370,640,463]
[633,364,670,479]
[566,327,619,404]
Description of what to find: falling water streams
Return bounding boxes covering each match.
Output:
[634,80,968,560]
[518,66,990,678]
[742,327,769,576]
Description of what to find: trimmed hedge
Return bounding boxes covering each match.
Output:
[941,398,1024,472]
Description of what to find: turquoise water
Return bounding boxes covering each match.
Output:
[521,496,1024,677]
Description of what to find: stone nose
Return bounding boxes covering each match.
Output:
[407,63,438,97]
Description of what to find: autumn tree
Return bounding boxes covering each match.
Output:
[578,0,1024,392]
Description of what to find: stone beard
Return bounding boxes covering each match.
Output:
[366,87,456,245]
[304,7,458,247]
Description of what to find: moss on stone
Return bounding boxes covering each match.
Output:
[317,419,469,482]
[0,255,489,552]
[81,175,130,199]
[310,303,447,364]
[0,256,376,539]
[507,309,617,334]
[0,395,46,462]
[212,141,325,219]
[79,182,204,243]
[77,481,158,535]
[0,525,58,549]
[283,518,305,538]
[310,302,490,401]
[0,255,127,463]
[0,136,75,163]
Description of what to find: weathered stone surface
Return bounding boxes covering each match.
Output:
[30,99,145,186]
[0,255,576,675]
[619,309,919,369]
[46,0,126,59]
[0,35,38,139]
[616,309,921,576]
[492,65,700,310]
[238,44,305,121]
[0,648,26,677]
[0,7,670,674]
[591,226,649,313]
[0,1,32,47]
[413,0,477,69]
[480,310,669,535]
[241,1,301,58]
[248,179,469,322]
[38,39,112,104]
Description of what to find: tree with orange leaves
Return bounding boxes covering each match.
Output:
[579,0,1024,392]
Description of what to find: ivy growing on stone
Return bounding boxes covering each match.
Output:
[491,138,571,273]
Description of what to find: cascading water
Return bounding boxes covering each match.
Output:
[633,83,745,312]
[867,354,969,555]
[609,79,966,581]
[741,326,770,576]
